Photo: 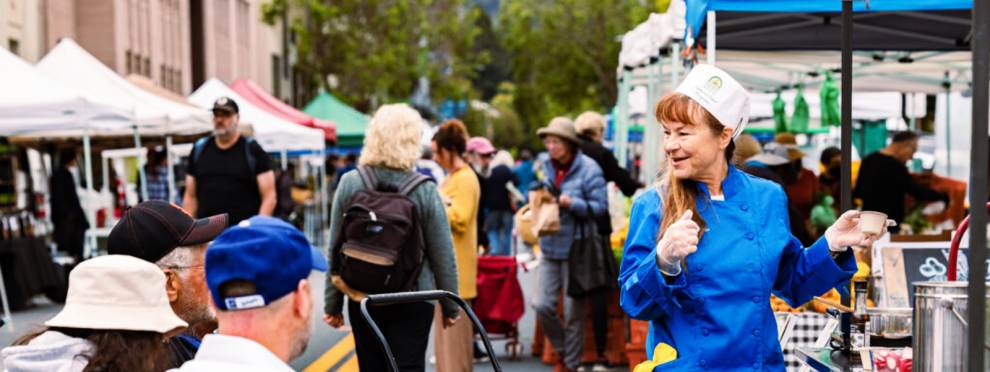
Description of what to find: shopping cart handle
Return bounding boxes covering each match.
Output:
[365,290,462,306]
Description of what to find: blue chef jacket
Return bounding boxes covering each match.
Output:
[619,166,857,371]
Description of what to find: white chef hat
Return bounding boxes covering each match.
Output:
[674,64,750,139]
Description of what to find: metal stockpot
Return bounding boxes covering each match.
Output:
[913,281,990,371]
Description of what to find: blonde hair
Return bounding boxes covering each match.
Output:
[655,93,734,238]
[359,104,424,171]
[574,111,605,136]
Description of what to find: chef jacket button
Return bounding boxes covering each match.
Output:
[699,359,707,367]
[702,328,710,336]
[753,362,760,369]
[740,204,749,211]
[752,329,761,336]
[745,232,755,240]
[698,297,706,304]
[751,296,760,303]
[695,264,704,272]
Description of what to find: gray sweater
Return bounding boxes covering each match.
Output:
[324,166,460,317]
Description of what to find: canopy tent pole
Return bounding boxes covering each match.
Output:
[101,154,109,205]
[945,78,952,176]
[166,135,176,203]
[281,148,288,171]
[967,0,989,369]
[706,11,716,65]
[614,70,631,171]
[133,126,148,202]
[83,129,96,258]
[839,0,854,348]
[321,153,329,249]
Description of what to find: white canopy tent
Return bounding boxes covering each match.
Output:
[188,79,326,152]
[36,38,213,204]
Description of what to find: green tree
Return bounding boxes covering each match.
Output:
[498,0,650,137]
[262,0,483,112]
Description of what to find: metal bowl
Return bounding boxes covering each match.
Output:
[867,307,913,338]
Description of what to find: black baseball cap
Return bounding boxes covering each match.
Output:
[212,96,239,114]
[108,201,229,263]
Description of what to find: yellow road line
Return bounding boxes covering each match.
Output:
[337,354,360,372]
[303,333,355,372]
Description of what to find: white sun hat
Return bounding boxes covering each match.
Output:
[674,64,751,139]
[44,255,187,334]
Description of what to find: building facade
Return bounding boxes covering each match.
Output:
[0,0,45,62]
[1,0,293,100]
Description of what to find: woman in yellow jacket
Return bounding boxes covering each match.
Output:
[430,119,480,372]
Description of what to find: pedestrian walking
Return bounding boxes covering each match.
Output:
[183,97,276,225]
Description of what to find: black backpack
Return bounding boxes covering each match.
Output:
[332,166,432,294]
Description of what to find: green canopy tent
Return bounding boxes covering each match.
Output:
[303,91,370,148]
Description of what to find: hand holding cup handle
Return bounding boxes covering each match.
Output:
[825,210,897,252]
[656,210,701,275]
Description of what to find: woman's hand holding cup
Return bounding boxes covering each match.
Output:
[656,210,700,276]
[824,210,896,253]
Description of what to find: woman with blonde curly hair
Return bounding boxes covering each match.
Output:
[323,103,460,372]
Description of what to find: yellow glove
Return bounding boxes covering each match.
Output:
[634,343,678,372]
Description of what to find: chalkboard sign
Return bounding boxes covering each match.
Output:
[897,247,989,305]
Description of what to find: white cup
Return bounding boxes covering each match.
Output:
[859,211,888,237]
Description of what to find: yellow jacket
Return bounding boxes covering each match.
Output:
[440,166,480,300]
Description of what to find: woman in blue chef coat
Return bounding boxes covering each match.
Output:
[618,65,877,371]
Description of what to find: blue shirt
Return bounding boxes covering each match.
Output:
[618,165,856,371]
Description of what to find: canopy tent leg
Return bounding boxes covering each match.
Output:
[839,0,854,348]
[945,83,952,176]
[706,11,716,65]
[281,148,288,171]
[83,130,96,258]
[321,153,329,250]
[101,154,109,206]
[133,127,147,202]
[967,0,989,369]
[614,70,631,171]
[166,135,176,203]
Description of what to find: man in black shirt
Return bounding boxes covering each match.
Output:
[854,131,948,231]
[183,97,276,224]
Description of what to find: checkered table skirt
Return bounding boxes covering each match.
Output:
[777,312,831,371]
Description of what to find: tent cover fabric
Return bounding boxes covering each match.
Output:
[303,91,369,148]
[687,0,973,51]
[230,79,337,143]
[36,39,211,137]
[0,47,133,136]
[188,79,325,152]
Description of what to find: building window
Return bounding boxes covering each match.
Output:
[272,54,282,98]
[125,51,132,74]
[143,57,151,77]
[7,39,19,56]
[173,69,181,93]
[161,64,168,88]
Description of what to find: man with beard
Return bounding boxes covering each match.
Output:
[183,97,276,225]
[107,201,229,367]
[172,216,327,371]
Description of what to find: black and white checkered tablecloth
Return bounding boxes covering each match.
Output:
[778,312,831,371]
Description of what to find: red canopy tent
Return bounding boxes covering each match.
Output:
[230,79,337,143]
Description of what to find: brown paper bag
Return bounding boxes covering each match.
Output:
[529,189,560,237]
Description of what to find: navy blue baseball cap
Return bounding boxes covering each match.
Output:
[205,216,328,311]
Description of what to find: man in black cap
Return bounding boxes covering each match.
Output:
[183,96,276,225]
[107,201,228,367]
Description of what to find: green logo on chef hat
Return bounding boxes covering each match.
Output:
[704,76,723,94]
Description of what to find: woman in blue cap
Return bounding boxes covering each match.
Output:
[619,64,878,371]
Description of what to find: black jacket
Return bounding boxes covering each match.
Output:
[577,134,643,236]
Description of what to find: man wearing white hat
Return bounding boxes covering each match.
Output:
[617,65,875,371]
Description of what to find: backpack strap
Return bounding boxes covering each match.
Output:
[191,136,212,167]
[243,137,258,174]
[356,166,379,190]
[397,172,432,197]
